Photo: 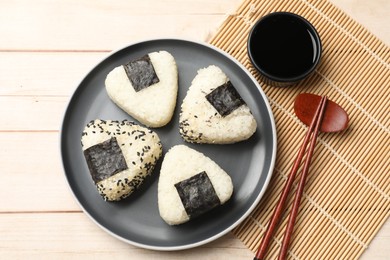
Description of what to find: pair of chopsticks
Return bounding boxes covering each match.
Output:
[255,96,328,260]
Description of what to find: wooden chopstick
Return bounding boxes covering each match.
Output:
[278,96,328,259]
[254,96,327,260]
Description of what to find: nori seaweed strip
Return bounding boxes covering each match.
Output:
[83,137,128,183]
[175,171,221,219]
[123,55,159,92]
[205,81,246,117]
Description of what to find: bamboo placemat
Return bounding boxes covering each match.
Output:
[209,0,389,259]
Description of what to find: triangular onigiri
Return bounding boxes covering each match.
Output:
[105,51,178,128]
[158,145,233,225]
[179,65,257,144]
[81,119,162,201]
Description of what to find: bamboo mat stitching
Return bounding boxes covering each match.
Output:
[247,167,370,251]
[270,97,389,201]
[259,84,387,254]
[319,141,390,201]
[266,98,387,244]
[245,99,374,250]
[316,70,390,133]
[228,3,257,26]
[300,0,389,67]
[272,166,369,248]
[302,188,369,248]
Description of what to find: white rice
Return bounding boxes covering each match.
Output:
[81,119,162,201]
[179,65,257,144]
[158,145,233,225]
[105,50,178,128]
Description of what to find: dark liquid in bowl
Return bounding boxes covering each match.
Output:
[250,14,319,79]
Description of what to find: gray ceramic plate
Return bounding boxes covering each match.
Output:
[60,39,277,250]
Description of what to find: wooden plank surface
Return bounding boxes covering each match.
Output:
[0,213,253,259]
[0,0,240,50]
[0,52,103,96]
[0,0,388,259]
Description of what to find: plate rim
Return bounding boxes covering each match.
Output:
[59,38,277,251]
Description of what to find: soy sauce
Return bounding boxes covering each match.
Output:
[249,13,320,80]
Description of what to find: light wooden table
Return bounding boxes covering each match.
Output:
[0,0,388,259]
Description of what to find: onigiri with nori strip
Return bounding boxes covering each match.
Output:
[179,65,257,144]
[81,119,162,201]
[158,145,233,225]
[105,51,178,128]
